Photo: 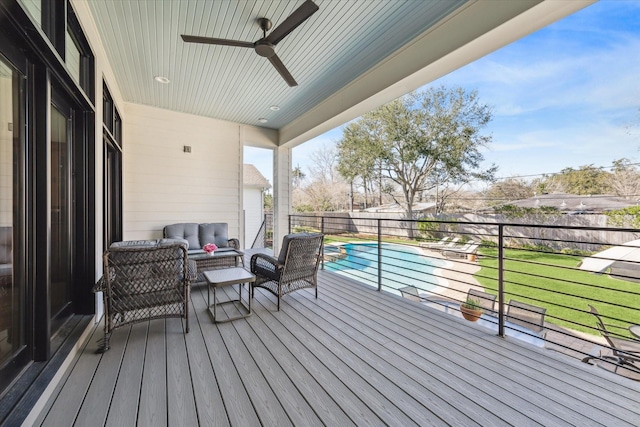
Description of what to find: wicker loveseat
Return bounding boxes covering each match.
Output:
[94,239,195,352]
[164,223,242,275]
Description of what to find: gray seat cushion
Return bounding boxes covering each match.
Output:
[199,223,230,248]
[277,233,316,264]
[164,223,199,249]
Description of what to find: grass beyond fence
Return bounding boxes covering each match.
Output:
[475,247,640,339]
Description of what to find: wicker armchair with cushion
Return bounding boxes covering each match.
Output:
[93,239,196,352]
[250,233,324,311]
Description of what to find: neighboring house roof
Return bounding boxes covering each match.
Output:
[504,193,634,213]
[364,202,436,213]
[243,164,271,190]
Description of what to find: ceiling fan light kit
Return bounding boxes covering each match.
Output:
[181,0,319,87]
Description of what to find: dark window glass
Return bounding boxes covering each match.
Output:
[0,57,25,367]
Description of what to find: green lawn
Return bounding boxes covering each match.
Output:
[475,247,640,338]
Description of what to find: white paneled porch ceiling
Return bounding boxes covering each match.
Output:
[86,0,594,146]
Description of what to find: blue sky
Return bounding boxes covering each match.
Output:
[246,0,640,187]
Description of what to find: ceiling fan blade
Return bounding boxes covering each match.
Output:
[268,54,298,87]
[181,35,254,49]
[265,0,319,46]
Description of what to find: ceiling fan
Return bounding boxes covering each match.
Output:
[181,0,319,87]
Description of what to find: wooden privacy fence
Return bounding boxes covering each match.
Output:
[291,212,640,251]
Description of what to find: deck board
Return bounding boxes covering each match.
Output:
[190,285,262,427]
[323,273,633,425]
[182,300,230,427]
[166,318,199,427]
[318,275,595,426]
[138,318,167,426]
[39,322,108,427]
[104,322,148,427]
[73,324,128,427]
[33,255,640,427]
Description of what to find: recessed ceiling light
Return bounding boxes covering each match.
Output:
[154,76,170,84]
[258,118,268,123]
[269,105,280,111]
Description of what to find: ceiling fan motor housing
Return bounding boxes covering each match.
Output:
[255,40,275,57]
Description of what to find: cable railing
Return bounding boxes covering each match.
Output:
[290,213,640,379]
[251,213,273,249]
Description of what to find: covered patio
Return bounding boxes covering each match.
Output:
[1,0,621,423]
[27,252,640,426]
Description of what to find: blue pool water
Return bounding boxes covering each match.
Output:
[325,243,447,294]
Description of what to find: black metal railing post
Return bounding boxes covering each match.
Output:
[377,218,382,292]
[321,216,325,270]
[498,224,505,337]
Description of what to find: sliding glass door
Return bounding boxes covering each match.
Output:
[49,102,73,330]
[0,54,26,389]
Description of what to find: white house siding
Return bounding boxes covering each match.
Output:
[123,103,246,240]
[243,188,264,248]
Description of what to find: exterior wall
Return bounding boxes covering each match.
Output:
[123,103,243,241]
[243,187,264,248]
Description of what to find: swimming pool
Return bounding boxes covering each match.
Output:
[325,243,447,294]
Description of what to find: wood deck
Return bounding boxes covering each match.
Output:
[30,261,640,426]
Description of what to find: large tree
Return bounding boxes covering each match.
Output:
[293,145,350,212]
[337,86,496,232]
[485,178,535,206]
[540,164,611,195]
[608,158,640,199]
[336,123,381,210]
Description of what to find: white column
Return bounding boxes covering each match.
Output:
[273,145,291,254]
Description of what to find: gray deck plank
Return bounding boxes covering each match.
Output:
[166,318,198,427]
[216,286,325,427]
[252,286,422,426]
[330,272,640,424]
[137,319,168,427]
[286,286,481,426]
[194,284,294,427]
[316,275,565,426]
[291,282,511,426]
[250,291,382,426]
[33,261,640,427]
[246,298,361,426]
[39,322,113,427]
[73,323,130,427]
[190,285,262,426]
[105,322,149,427]
[320,272,632,425]
[182,286,231,427]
